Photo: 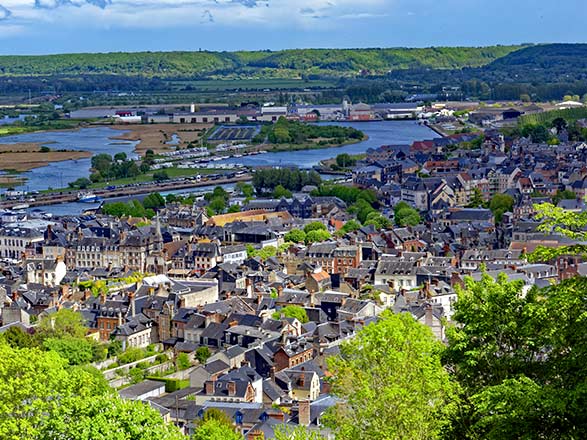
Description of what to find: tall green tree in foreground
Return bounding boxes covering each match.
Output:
[325,311,456,440]
[0,342,184,440]
[444,272,587,439]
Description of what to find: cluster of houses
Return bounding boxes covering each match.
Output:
[3,121,587,437]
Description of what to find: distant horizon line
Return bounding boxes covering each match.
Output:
[3,42,587,57]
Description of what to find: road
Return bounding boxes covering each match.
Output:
[0,174,252,209]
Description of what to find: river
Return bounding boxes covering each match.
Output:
[218,120,439,168]
[0,127,138,192]
[17,120,437,216]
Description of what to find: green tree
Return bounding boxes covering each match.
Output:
[177,352,191,370]
[208,198,226,215]
[467,187,485,208]
[272,305,309,323]
[394,202,421,227]
[1,326,36,349]
[303,222,327,233]
[305,229,331,244]
[195,346,211,364]
[42,337,95,366]
[443,272,587,439]
[143,192,166,210]
[44,394,185,440]
[273,184,292,199]
[489,193,514,223]
[336,153,357,168]
[336,219,362,236]
[227,205,240,213]
[284,229,306,243]
[192,419,241,440]
[153,170,169,182]
[364,212,392,229]
[68,177,91,189]
[325,311,455,440]
[38,309,88,339]
[274,426,328,440]
[552,189,577,205]
[236,182,255,198]
[114,152,127,161]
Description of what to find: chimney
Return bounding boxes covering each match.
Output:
[227,381,237,396]
[425,304,433,328]
[299,400,311,426]
[245,277,253,298]
[299,373,305,388]
[100,291,106,305]
[129,291,136,317]
[277,284,284,296]
[190,103,196,113]
[270,366,276,382]
[117,311,123,327]
[205,379,215,395]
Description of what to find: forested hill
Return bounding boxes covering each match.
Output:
[0,45,525,77]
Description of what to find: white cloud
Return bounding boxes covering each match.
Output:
[0,0,394,30]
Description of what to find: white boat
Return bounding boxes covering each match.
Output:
[77,192,103,203]
[12,203,29,211]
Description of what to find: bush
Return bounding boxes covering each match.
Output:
[177,353,191,371]
[118,347,145,365]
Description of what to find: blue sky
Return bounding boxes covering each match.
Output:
[0,0,586,54]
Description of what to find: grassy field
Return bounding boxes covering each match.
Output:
[170,78,338,91]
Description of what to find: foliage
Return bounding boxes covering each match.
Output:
[235,182,254,198]
[42,394,185,440]
[393,202,421,227]
[305,229,331,244]
[303,222,327,233]
[42,336,95,366]
[325,311,455,440]
[273,184,292,198]
[272,305,309,324]
[311,184,376,206]
[192,419,241,440]
[489,193,514,223]
[208,197,226,215]
[142,192,166,210]
[247,245,278,260]
[364,211,392,230]
[284,229,306,243]
[38,309,88,339]
[253,117,363,145]
[68,177,91,189]
[443,272,587,439]
[195,346,211,364]
[117,347,149,365]
[335,153,357,168]
[336,219,362,236]
[1,326,36,349]
[467,188,486,208]
[153,170,170,182]
[177,352,191,370]
[102,199,155,219]
[0,46,522,78]
[274,426,328,440]
[252,168,321,195]
[90,153,141,183]
[518,106,587,127]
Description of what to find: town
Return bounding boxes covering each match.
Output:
[2,90,587,438]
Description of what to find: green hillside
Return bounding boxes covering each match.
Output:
[0,45,524,78]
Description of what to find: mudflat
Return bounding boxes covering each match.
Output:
[110,123,212,155]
